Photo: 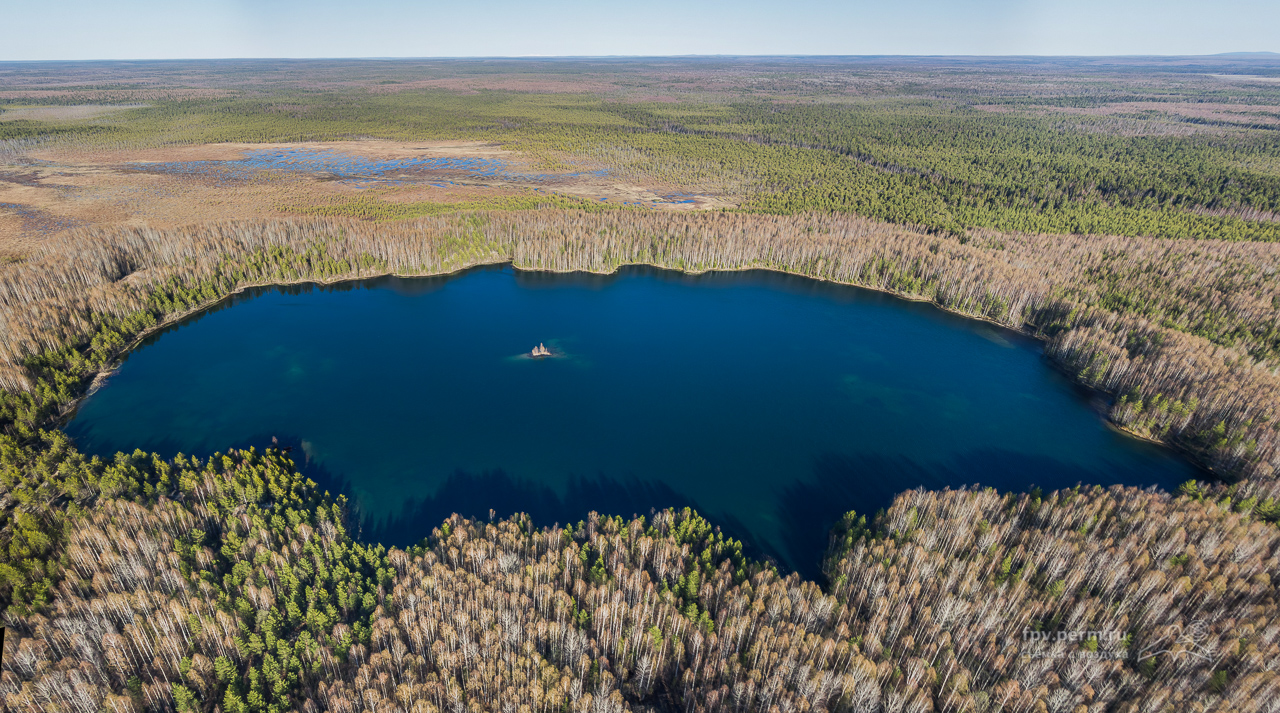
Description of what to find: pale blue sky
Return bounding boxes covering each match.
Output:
[7,0,1277,60]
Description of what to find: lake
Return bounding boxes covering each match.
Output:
[66,265,1198,576]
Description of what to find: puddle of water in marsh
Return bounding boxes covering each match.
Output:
[0,202,86,236]
[124,147,607,189]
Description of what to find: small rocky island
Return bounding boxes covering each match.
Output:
[530,343,551,357]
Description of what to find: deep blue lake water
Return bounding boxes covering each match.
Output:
[67,265,1197,576]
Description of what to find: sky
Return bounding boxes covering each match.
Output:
[6,0,1278,61]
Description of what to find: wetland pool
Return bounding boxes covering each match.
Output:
[67,265,1198,576]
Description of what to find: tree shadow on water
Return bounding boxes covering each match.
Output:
[71,428,1180,588]
[275,443,776,562]
[350,469,674,545]
[82,430,781,563]
[778,448,1177,582]
[345,468,774,562]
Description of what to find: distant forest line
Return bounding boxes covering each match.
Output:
[3,56,1280,241]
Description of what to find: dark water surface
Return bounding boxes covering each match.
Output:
[67,265,1197,576]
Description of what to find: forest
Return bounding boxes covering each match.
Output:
[2,438,1277,713]
[4,57,1280,241]
[2,57,1280,712]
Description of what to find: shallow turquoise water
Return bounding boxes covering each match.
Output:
[67,265,1198,576]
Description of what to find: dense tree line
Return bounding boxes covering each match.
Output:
[2,437,1278,713]
[648,101,1280,212]
[547,104,1280,242]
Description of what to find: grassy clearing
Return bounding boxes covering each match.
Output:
[284,192,625,220]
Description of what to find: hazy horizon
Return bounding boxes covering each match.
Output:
[3,52,1279,63]
[6,0,1277,62]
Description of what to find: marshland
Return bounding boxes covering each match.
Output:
[2,57,1280,713]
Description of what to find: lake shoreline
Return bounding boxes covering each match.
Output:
[62,257,1213,486]
[67,259,1202,578]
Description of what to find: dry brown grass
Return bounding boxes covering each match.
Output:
[0,104,148,122]
[0,140,734,254]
